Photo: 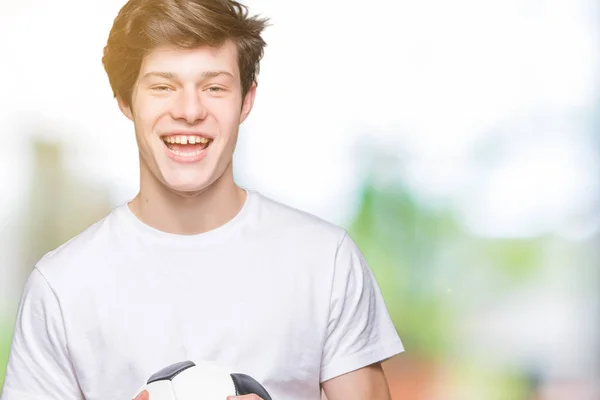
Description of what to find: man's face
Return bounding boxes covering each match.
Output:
[119,40,255,194]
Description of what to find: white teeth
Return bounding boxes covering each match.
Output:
[169,148,203,156]
[163,135,210,144]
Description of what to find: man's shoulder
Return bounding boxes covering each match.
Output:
[252,190,347,244]
[35,207,122,282]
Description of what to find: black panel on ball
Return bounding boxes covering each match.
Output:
[146,360,196,384]
[230,373,273,400]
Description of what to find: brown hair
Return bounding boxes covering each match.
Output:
[102,0,269,107]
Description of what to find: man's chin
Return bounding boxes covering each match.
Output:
[156,165,225,197]
[158,175,211,196]
[166,183,211,197]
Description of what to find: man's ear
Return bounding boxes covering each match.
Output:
[239,82,257,125]
[117,96,134,121]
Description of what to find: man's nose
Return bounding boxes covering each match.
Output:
[170,90,208,124]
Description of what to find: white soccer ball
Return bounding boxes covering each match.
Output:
[132,360,272,400]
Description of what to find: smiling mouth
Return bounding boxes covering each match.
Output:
[161,134,213,156]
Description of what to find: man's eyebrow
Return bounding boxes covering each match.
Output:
[199,70,235,79]
[140,71,176,81]
[140,70,234,81]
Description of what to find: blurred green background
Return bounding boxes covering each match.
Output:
[1,0,599,399]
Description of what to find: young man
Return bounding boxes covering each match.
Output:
[0,1,404,399]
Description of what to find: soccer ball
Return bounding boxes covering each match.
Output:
[132,360,272,400]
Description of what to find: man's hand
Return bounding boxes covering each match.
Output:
[134,390,149,400]
[133,390,263,400]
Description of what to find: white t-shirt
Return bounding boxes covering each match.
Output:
[1,189,404,400]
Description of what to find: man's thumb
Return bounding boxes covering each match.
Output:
[134,390,149,400]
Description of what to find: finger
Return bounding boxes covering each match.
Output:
[134,390,149,400]
[226,395,262,400]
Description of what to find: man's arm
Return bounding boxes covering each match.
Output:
[0,268,83,400]
[321,363,391,400]
[318,233,402,399]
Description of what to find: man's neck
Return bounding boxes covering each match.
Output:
[128,167,247,236]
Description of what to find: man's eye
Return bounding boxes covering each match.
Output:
[151,85,172,92]
[207,86,224,92]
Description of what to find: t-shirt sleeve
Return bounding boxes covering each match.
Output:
[320,232,404,383]
[0,268,83,400]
